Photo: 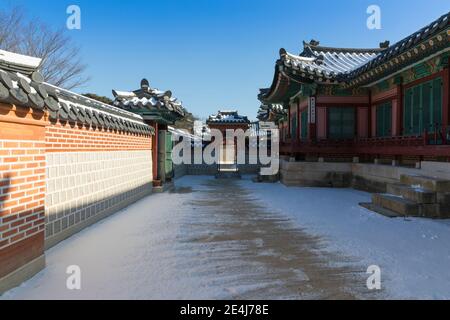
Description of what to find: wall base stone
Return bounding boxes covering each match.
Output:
[0,255,45,295]
[45,183,152,249]
[174,163,261,177]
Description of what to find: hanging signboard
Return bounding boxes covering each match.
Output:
[259,122,277,130]
[308,97,316,124]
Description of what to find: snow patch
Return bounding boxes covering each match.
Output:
[242,179,450,299]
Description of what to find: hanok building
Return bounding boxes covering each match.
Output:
[113,79,188,186]
[206,110,250,176]
[259,12,450,164]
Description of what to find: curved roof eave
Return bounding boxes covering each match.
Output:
[258,62,304,104]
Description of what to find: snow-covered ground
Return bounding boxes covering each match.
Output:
[2,183,208,300]
[2,175,450,299]
[243,178,450,299]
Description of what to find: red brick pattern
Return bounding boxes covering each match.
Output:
[46,122,152,152]
[0,139,46,251]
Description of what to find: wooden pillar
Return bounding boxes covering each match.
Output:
[309,124,316,141]
[296,100,300,142]
[368,90,372,138]
[287,105,291,138]
[150,121,159,182]
[442,59,449,129]
[396,81,404,136]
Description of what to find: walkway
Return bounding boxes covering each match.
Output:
[2,176,378,299]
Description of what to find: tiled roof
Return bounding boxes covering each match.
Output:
[112,79,186,117]
[261,10,449,99]
[280,43,381,81]
[0,50,154,135]
[0,49,42,75]
[207,110,250,124]
[346,11,449,83]
[257,104,286,122]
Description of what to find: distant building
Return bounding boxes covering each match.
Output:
[207,110,250,127]
[207,110,250,176]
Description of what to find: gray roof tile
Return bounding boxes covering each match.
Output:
[0,50,154,136]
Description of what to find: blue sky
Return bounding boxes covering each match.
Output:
[3,0,449,120]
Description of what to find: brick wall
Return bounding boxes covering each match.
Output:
[0,101,153,292]
[0,103,47,290]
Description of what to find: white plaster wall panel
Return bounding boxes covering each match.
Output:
[44,150,152,241]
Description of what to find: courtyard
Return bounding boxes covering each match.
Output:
[2,176,450,300]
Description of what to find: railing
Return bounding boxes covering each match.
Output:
[280,125,450,158]
[423,124,449,145]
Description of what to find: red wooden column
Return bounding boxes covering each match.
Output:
[368,90,372,138]
[395,77,404,136]
[287,105,291,139]
[296,100,300,142]
[442,58,449,129]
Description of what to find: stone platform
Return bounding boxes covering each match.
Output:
[360,174,450,219]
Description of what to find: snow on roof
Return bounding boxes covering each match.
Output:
[207,110,250,124]
[277,11,449,84]
[347,11,449,80]
[112,79,186,117]
[45,82,144,122]
[112,90,136,98]
[0,50,42,74]
[280,44,380,81]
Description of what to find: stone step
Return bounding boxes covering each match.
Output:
[421,203,450,219]
[256,173,279,183]
[400,174,450,192]
[359,202,403,218]
[215,171,241,179]
[386,184,436,204]
[437,192,450,205]
[372,193,420,216]
[219,164,238,171]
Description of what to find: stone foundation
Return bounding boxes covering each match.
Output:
[280,159,450,194]
[280,161,352,187]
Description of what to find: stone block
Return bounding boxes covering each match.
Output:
[372,193,419,216]
[400,174,450,192]
[387,184,436,204]
[437,193,450,205]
